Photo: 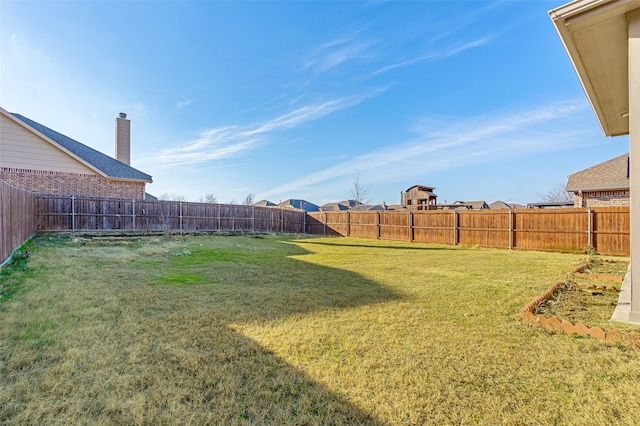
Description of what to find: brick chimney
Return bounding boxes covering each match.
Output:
[115,112,130,165]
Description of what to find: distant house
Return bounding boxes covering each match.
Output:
[278,199,320,212]
[400,185,437,210]
[320,202,350,212]
[488,200,526,210]
[253,200,277,207]
[320,200,387,211]
[350,202,387,211]
[450,200,489,210]
[0,107,152,199]
[566,153,629,207]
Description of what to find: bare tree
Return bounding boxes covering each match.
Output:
[243,193,255,206]
[158,193,187,202]
[350,170,370,205]
[228,198,237,205]
[198,193,217,204]
[537,184,573,203]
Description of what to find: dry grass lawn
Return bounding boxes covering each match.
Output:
[1,234,639,425]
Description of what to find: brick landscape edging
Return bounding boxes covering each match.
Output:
[516,280,640,348]
[571,261,624,282]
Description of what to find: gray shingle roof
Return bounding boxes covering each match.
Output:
[11,113,152,182]
[566,153,628,192]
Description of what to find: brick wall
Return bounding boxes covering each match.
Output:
[574,189,629,208]
[0,168,146,199]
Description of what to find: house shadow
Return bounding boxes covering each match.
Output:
[119,238,398,424]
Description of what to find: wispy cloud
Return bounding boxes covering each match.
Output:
[142,91,383,168]
[260,99,593,199]
[176,97,193,109]
[303,29,375,74]
[373,36,492,76]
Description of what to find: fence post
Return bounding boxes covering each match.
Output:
[346,211,350,237]
[303,211,306,234]
[179,202,183,235]
[217,204,221,235]
[281,209,284,233]
[408,211,413,242]
[587,208,593,249]
[453,210,458,246]
[376,211,380,239]
[252,206,255,232]
[509,210,514,250]
[324,212,327,236]
[71,195,75,233]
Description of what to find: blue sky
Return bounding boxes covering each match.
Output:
[1,1,629,206]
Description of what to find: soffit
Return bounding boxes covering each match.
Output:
[550,0,640,136]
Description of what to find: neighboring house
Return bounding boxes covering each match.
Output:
[253,200,277,207]
[451,200,489,210]
[278,199,320,212]
[526,201,575,209]
[488,200,526,210]
[566,153,629,207]
[350,202,387,211]
[0,108,152,199]
[400,185,437,210]
[320,200,387,211]
[320,202,350,212]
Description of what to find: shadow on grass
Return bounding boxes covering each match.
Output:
[1,236,395,424]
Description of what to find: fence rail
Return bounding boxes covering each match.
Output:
[1,180,37,265]
[307,208,630,256]
[35,196,307,235]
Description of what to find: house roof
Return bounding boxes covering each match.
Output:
[253,200,277,207]
[320,202,350,211]
[549,0,640,136]
[566,153,629,192]
[7,110,152,182]
[453,200,488,210]
[278,199,320,212]
[489,200,512,210]
[406,185,435,192]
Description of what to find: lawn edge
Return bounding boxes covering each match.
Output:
[517,280,640,348]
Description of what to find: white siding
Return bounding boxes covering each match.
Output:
[0,114,96,175]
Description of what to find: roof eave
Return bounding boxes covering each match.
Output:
[567,184,630,192]
[549,0,638,137]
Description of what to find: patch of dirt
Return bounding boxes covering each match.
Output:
[536,283,619,330]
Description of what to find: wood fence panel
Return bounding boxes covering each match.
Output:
[305,212,326,235]
[412,211,454,244]
[592,207,630,255]
[348,212,378,238]
[325,212,348,236]
[457,210,510,248]
[1,180,37,264]
[379,212,411,241]
[514,209,588,252]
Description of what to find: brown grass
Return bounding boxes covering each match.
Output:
[1,235,639,425]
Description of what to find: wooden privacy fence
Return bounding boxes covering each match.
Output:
[1,180,37,265]
[36,196,307,235]
[306,208,630,256]
[29,196,631,256]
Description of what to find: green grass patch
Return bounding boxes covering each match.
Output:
[0,234,638,425]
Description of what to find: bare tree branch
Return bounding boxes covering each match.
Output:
[350,170,370,205]
[243,193,255,206]
[537,184,573,203]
